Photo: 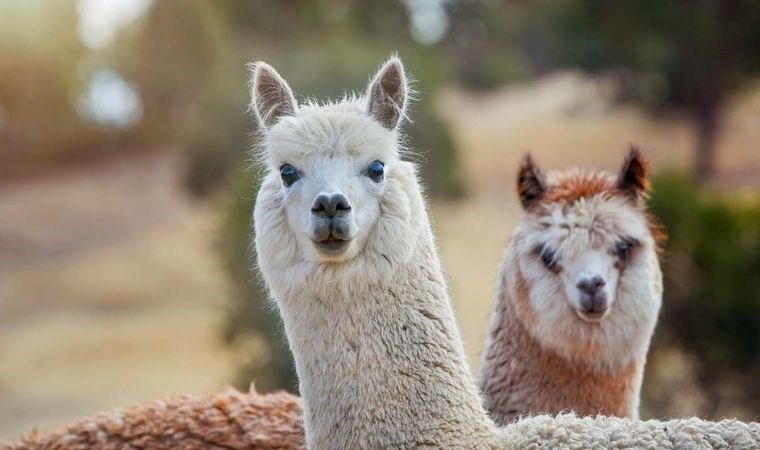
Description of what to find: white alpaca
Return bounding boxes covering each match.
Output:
[252,56,496,449]
[250,57,759,449]
[481,150,665,423]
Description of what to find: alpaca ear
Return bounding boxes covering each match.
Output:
[250,62,298,129]
[366,56,408,130]
[616,145,650,204]
[517,154,547,210]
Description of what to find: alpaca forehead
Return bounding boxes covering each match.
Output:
[266,105,396,166]
[524,195,648,251]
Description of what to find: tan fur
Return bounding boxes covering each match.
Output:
[482,257,640,422]
[7,388,304,450]
[482,150,664,424]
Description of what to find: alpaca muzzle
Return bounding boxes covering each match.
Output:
[310,192,354,254]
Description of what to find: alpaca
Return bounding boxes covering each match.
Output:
[251,56,497,448]
[480,149,664,424]
[249,56,759,449]
[6,57,759,450]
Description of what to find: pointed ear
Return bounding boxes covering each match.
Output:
[366,56,408,130]
[250,62,298,129]
[616,145,650,203]
[517,154,547,210]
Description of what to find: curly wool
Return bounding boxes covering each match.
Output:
[500,413,760,449]
[6,396,760,450]
[5,388,304,450]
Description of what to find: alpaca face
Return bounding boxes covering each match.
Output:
[250,58,423,290]
[512,149,664,366]
[263,120,396,263]
[521,193,644,323]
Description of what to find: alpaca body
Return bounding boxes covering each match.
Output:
[481,155,663,424]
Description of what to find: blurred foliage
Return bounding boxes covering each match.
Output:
[647,175,760,417]
[439,0,760,179]
[507,0,760,180]
[218,168,299,392]
[0,1,139,178]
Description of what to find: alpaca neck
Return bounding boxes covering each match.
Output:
[480,249,642,424]
[277,234,494,449]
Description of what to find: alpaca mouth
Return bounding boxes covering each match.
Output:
[575,308,608,323]
[313,235,351,254]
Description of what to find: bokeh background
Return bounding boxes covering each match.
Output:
[1,0,759,439]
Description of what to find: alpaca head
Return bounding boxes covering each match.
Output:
[251,57,424,293]
[510,147,664,366]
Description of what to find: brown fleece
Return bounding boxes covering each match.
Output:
[481,263,639,425]
[6,388,304,450]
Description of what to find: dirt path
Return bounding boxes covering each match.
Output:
[0,152,235,439]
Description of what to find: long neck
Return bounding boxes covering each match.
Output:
[278,233,494,449]
[480,248,641,424]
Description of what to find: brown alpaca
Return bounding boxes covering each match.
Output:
[6,388,304,450]
[481,147,665,424]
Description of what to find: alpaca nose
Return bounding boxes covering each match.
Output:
[311,193,351,219]
[576,275,606,296]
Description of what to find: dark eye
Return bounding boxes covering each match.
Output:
[540,247,558,271]
[280,164,300,187]
[615,239,638,261]
[366,160,385,182]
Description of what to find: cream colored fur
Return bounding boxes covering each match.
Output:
[252,57,496,449]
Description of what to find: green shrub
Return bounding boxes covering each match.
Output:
[646,175,760,417]
[219,167,299,392]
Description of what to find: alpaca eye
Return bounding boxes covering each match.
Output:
[540,249,558,271]
[366,160,385,182]
[280,164,300,187]
[615,240,637,261]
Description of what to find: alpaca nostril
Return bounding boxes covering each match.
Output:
[335,197,351,212]
[576,275,606,295]
[311,193,352,219]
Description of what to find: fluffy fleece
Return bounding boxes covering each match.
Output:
[5,388,304,450]
[481,149,664,423]
[8,394,760,449]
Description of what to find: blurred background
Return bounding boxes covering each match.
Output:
[1,0,759,439]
